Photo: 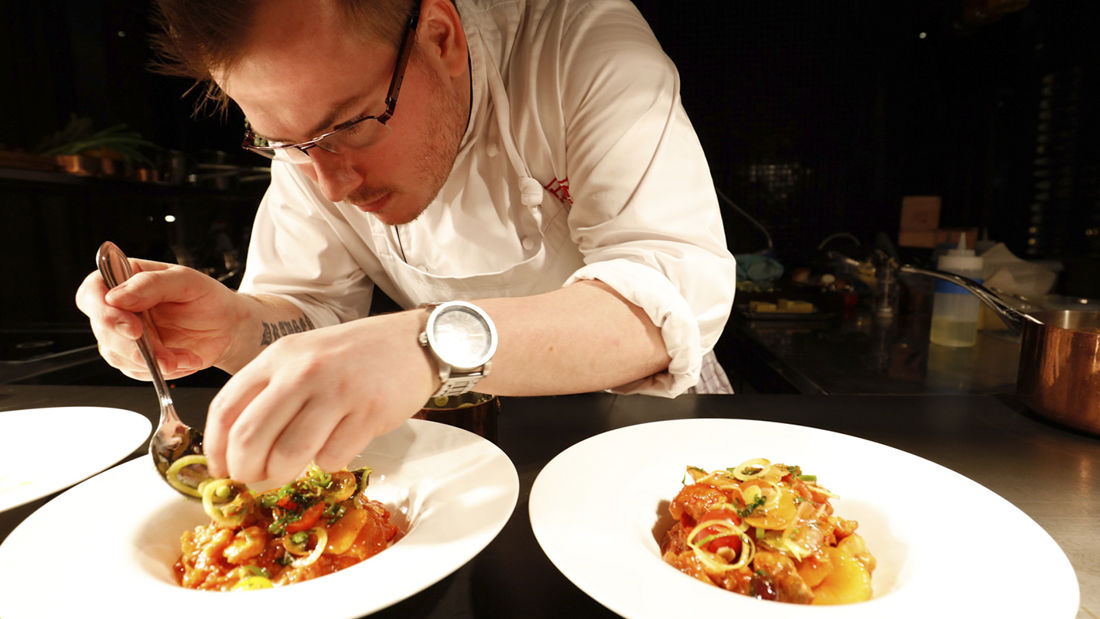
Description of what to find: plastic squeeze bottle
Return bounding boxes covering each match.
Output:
[930,233,984,347]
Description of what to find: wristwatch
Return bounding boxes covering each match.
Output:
[418,301,498,398]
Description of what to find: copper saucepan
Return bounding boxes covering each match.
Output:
[900,265,1100,436]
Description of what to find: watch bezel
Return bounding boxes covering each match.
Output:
[423,301,498,372]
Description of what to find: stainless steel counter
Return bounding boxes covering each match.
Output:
[721,308,1023,395]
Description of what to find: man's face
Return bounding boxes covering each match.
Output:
[218,0,469,225]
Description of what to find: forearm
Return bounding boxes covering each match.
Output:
[219,280,668,394]
[216,292,323,374]
[474,280,670,396]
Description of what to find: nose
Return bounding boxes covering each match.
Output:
[303,149,363,203]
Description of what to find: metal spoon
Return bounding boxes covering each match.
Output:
[96,241,210,499]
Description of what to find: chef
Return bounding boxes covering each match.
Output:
[76,0,736,483]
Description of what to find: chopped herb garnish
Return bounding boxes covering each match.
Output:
[735,494,767,518]
[306,466,332,488]
[324,502,347,524]
[695,533,723,546]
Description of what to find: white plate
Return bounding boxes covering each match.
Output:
[0,406,151,512]
[0,419,519,619]
[529,418,1079,618]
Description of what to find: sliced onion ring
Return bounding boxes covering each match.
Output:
[201,479,249,528]
[731,458,773,481]
[165,454,209,498]
[287,527,328,568]
[686,518,755,573]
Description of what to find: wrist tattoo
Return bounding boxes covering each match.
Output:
[260,315,316,345]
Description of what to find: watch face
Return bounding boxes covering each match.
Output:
[432,305,495,370]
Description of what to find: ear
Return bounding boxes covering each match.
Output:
[417,0,468,77]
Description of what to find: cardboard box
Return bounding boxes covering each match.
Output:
[900,196,941,231]
[898,229,938,248]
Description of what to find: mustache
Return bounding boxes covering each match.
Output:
[344,188,391,205]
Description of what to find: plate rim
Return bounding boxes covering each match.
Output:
[0,405,151,512]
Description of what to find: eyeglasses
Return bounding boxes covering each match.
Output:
[241,2,421,163]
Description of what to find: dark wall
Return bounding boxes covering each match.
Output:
[0,1,259,327]
[633,0,1098,295]
[1,0,245,161]
[2,0,1098,325]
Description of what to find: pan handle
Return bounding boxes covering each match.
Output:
[898,264,1041,335]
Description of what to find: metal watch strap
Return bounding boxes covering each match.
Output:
[432,371,487,398]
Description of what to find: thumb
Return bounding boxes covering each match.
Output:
[103,260,190,312]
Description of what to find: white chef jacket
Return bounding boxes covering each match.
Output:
[238,0,737,396]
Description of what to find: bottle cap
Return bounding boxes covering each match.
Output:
[938,233,983,272]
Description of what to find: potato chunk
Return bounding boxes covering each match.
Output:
[811,546,872,605]
[325,506,369,555]
[837,533,876,574]
[796,549,833,588]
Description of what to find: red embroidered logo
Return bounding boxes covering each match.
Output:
[543,177,573,206]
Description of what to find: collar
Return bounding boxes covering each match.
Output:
[456,0,489,152]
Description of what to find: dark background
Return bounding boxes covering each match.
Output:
[634,0,1098,284]
[1,0,1097,329]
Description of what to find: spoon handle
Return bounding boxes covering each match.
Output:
[96,242,175,401]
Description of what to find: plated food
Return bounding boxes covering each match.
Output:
[531,419,1079,618]
[0,419,519,618]
[660,458,874,605]
[174,458,401,590]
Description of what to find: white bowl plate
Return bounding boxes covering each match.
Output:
[0,419,519,619]
[529,418,1079,618]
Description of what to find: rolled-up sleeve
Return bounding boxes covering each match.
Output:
[559,1,736,396]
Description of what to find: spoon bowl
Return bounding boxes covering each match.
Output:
[96,241,211,499]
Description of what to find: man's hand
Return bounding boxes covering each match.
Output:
[75,259,244,380]
[203,310,437,484]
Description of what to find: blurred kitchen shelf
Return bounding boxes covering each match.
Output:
[0,166,267,202]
